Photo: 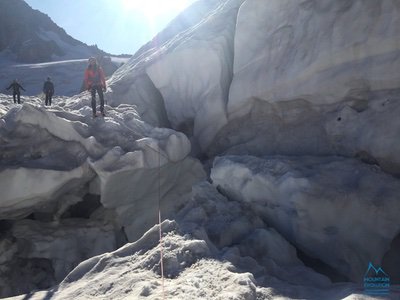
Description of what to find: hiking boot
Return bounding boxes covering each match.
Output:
[92,113,97,118]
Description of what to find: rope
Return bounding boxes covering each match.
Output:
[130,130,169,299]
[157,147,166,299]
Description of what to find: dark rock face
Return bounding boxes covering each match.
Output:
[16,38,65,63]
[0,0,106,63]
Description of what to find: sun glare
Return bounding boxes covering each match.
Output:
[121,0,190,19]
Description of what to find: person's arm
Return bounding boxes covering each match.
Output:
[6,84,11,90]
[19,84,25,91]
[51,83,54,93]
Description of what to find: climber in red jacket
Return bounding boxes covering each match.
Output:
[84,57,106,117]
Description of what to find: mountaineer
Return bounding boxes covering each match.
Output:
[84,57,106,117]
[6,79,25,104]
[43,77,54,106]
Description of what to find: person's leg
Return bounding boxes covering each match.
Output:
[13,93,16,103]
[91,88,97,116]
[97,87,105,115]
[45,93,49,106]
[17,92,20,104]
[49,93,52,106]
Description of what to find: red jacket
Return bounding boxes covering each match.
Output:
[84,65,106,90]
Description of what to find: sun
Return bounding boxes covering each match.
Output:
[121,0,190,19]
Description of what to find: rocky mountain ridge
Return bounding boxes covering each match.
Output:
[0,0,108,63]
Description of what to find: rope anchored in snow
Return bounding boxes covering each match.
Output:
[141,142,168,299]
[158,146,166,300]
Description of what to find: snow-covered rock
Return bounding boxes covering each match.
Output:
[106,0,400,159]
[211,155,400,282]
[8,221,256,300]
[93,153,205,242]
[209,94,400,176]
[208,0,400,172]
[325,97,400,174]
[229,0,400,118]
[0,97,204,224]
[11,219,116,280]
[0,91,205,297]
[108,0,245,151]
[4,184,373,300]
[0,166,92,219]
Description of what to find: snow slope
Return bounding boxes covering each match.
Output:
[0,56,128,97]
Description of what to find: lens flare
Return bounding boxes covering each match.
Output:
[121,0,189,19]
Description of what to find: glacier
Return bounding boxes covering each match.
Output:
[1,0,400,299]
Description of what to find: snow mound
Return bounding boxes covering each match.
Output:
[6,183,384,300]
[211,155,400,282]
[107,0,245,152]
[9,220,254,300]
[0,93,205,296]
[229,0,400,117]
[104,0,400,156]
[0,96,203,220]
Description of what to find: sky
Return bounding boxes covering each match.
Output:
[24,0,197,55]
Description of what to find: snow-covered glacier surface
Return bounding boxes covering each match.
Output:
[2,0,400,299]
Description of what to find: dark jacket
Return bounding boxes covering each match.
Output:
[6,82,25,94]
[43,80,54,94]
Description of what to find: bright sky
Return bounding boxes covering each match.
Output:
[24,0,197,55]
